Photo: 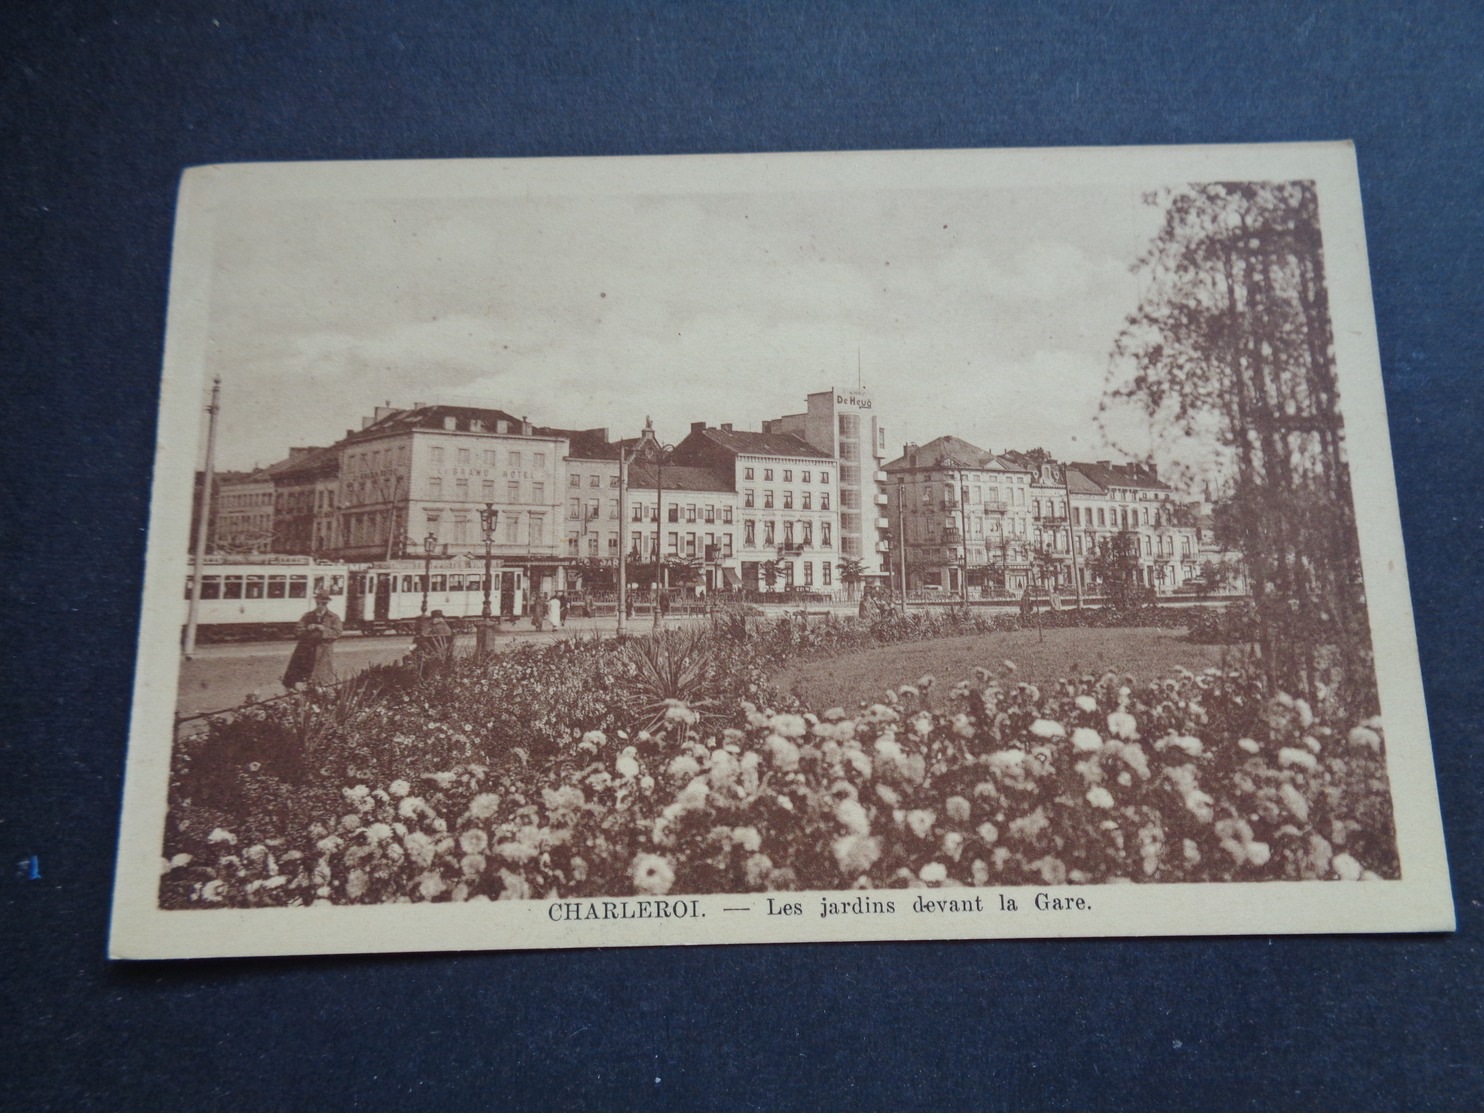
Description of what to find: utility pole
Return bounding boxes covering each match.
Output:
[183,376,221,658]
[617,451,629,637]
[958,475,970,606]
[1063,469,1084,609]
[895,475,908,611]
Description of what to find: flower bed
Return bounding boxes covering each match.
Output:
[160,644,1397,907]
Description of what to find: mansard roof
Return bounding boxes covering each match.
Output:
[691,426,833,460]
[628,462,735,494]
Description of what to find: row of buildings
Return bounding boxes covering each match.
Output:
[202,387,1226,599]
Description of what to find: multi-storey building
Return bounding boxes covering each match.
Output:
[266,445,339,556]
[214,469,277,553]
[1065,461,1200,592]
[624,461,740,591]
[884,436,1038,594]
[557,429,624,575]
[763,388,891,581]
[669,421,840,592]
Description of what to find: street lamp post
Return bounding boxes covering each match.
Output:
[420,532,438,616]
[475,504,500,656]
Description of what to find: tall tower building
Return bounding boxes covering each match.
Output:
[763,388,890,579]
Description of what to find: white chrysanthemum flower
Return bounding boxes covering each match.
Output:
[404,830,437,869]
[1029,718,1066,739]
[1278,747,1319,771]
[388,779,411,798]
[1107,711,1137,739]
[1245,841,1271,867]
[1347,726,1382,751]
[905,809,937,839]
[940,832,964,861]
[919,861,948,883]
[1237,737,1261,754]
[345,868,370,899]
[364,822,393,843]
[198,879,226,903]
[1075,695,1098,713]
[977,822,999,846]
[1071,727,1103,753]
[731,826,762,852]
[944,795,972,824]
[765,734,800,771]
[769,713,808,739]
[1332,853,1364,881]
[460,828,489,855]
[667,754,701,781]
[1086,786,1115,810]
[631,853,676,895]
[1173,735,1204,757]
[460,853,487,879]
[832,834,882,876]
[467,792,501,820]
[835,797,871,836]
[615,752,641,779]
[315,835,344,855]
[206,828,237,845]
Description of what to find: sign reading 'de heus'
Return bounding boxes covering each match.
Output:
[110,144,1453,960]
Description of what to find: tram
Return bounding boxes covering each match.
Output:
[344,558,527,635]
[182,557,349,642]
[181,555,527,642]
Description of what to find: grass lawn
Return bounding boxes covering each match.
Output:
[773,626,1234,711]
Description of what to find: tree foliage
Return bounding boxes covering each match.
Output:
[1103,182,1374,712]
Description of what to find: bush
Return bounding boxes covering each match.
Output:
[160,650,1397,907]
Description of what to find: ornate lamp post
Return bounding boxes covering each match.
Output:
[420,531,438,616]
[475,503,500,656]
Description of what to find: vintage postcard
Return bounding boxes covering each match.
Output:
[111,144,1453,959]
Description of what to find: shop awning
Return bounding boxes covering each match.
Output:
[722,568,742,587]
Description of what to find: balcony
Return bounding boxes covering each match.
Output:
[873,470,889,483]
[777,543,805,557]
[943,515,958,529]
[875,516,890,529]
[874,493,889,506]
[983,501,1008,513]
[875,539,891,553]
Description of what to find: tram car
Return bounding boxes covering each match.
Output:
[182,557,350,642]
[344,558,527,634]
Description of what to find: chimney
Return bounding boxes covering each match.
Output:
[1098,460,1111,469]
[720,423,733,432]
[691,421,706,435]
[521,416,532,436]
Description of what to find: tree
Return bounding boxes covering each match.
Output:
[836,557,867,599]
[1103,182,1374,711]
[1085,532,1144,611]
[760,559,782,594]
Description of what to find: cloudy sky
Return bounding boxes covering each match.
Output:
[200,177,1169,474]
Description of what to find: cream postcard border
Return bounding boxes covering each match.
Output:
[110,143,1454,960]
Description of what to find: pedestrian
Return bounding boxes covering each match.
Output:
[547,591,563,630]
[625,592,635,620]
[533,591,546,631]
[282,589,342,689]
[426,609,454,659]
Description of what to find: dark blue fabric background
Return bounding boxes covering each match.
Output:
[4,2,1480,1109]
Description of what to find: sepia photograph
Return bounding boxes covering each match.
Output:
[110,144,1452,958]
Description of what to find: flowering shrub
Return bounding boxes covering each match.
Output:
[160,653,1397,907]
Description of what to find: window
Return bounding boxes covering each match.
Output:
[532,482,545,503]
[723,533,733,556]
[486,450,499,466]
[480,479,493,501]
[569,497,582,519]
[803,561,813,585]
[822,564,832,586]
[455,477,469,499]
[586,474,598,488]
[704,505,715,523]
[764,491,774,509]
[802,471,811,483]
[631,503,643,522]
[802,492,811,510]
[570,473,581,487]
[744,520,755,545]
[686,533,697,557]
[783,492,793,510]
[783,522,794,546]
[686,504,697,522]
[589,535,599,556]
[244,575,265,599]
[529,514,545,544]
[764,469,774,481]
[744,467,755,480]
[507,480,521,502]
[723,507,733,524]
[668,532,679,553]
[744,489,755,508]
[509,451,522,469]
[822,523,832,547]
[200,575,221,600]
[609,500,619,520]
[1097,507,1106,527]
[668,504,679,523]
[533,453,545,469]
[430,574,446,593]
[448,573,465,591]
[221,575,243,599]
[764,521,775,545]
[288,575,307,599]
[631,531,642,554]
[821,493,831,511]
[821,471,829,484]
[783,470,793,482]
[504,519,519,544]
[430,446,444,464]
[457,448,471,465]
[802,522,813,546]
[429,477,443,499]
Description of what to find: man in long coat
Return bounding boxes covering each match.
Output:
[282,589,342,689]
